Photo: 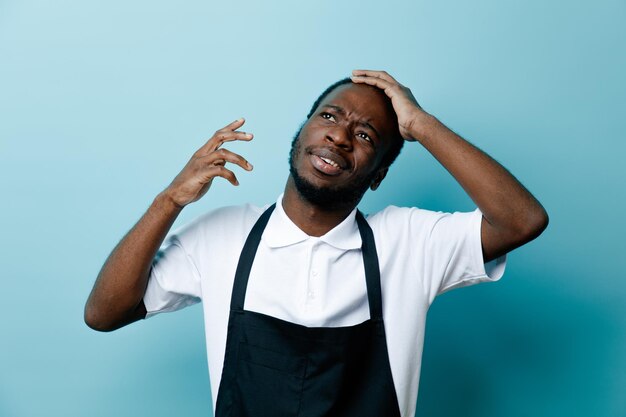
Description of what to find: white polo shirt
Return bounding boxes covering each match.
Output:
[144,195,506,417]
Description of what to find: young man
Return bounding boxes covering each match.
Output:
[85,70,548,417]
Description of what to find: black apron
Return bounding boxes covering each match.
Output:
[214,204,401,417]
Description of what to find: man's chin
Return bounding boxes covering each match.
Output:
[289,167,369,211]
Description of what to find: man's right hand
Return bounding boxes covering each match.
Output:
[85,118,254,331]
[164,118,254,208]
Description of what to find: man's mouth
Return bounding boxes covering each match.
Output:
[320,156,340,168]
[309,149,348,176]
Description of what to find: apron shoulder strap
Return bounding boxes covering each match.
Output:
[230,203,276,311]
[356,211,383,321]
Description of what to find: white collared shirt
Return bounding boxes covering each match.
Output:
[144,195,506,417]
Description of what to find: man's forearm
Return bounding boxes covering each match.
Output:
[409,113,548,259]
[84,192,182,331]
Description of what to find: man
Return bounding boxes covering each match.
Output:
[85,69,548,417]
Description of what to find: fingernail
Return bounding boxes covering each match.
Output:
[246,133,253,138]
[247,162,253,169]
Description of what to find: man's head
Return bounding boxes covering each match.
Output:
[288,79,404,210]
[304,78,404,168]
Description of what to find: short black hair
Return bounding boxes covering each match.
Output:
[306,77,404,169]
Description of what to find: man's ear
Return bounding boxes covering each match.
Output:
[370,167,388,191]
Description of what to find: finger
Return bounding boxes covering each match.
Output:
[198,117,248,153]
[350,75,395,94]
[351,69,399,84]
[197,130,254,155]
[219,117,246,132]
[200,147,254,171]
[212,130,254,151]
[203,165,240,186]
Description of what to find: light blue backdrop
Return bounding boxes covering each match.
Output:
[1,0,624,416]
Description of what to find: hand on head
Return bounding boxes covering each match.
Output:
[351,69,429,141]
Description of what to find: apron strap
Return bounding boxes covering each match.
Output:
[355,210,383,321]
[230,203,276,311]
[230,204,383,321]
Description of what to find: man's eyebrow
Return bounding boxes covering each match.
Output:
[321,105,381,139]
[321,104,346,115]
[358,121,380,140]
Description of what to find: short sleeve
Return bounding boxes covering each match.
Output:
[143,230,202,318]
[421,208,506,300]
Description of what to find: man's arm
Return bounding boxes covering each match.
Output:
[84,118,254,331]
[351,70,548,262]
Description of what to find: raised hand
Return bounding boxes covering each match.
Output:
[351,69,430,141]
[164,118,254,208]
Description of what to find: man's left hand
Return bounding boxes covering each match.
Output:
[351,69,430,142]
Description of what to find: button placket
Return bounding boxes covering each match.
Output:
[307,241,320,304]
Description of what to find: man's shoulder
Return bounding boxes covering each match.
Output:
[198,203,269,224]
[169,202,271,243]
[365,204,439,224]
[364,204,481,240]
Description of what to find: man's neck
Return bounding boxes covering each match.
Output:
[282,177,358,237]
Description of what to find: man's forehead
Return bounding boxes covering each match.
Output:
[322,84,392,117]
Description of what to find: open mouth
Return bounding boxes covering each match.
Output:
[320,156,340,168]
[311,154,344,176]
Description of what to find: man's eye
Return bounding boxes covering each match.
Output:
[321,112,336,122]
[357,132,372,142]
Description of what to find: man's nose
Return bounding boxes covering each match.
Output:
[326,126,352,150]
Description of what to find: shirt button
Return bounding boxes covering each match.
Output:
[311,270,318,277]
[308,291,315,299]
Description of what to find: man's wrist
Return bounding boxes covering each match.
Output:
[154,191,185,215]
[405,110,439,142]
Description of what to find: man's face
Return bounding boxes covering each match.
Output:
[289,83,398,209]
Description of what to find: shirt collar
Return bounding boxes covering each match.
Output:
[262,194,362,250]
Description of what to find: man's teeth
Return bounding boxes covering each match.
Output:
[321,156,339,168]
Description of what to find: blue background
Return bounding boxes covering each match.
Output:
[1,0,624,416]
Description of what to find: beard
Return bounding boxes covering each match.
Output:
[288,125,377,211]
